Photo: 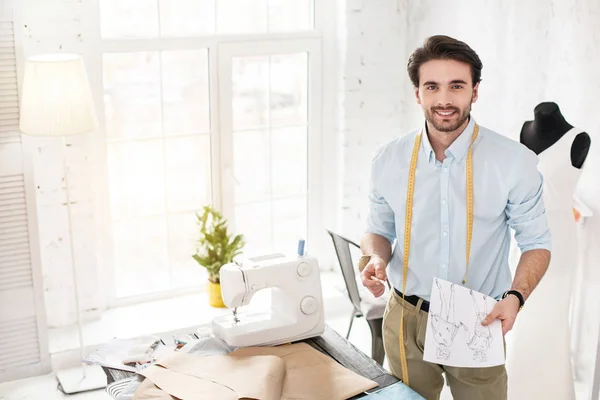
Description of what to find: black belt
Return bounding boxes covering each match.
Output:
[394,288,430,313]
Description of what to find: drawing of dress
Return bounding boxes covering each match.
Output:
[466,290,492,362]
[430,279,463,359]
[507,128,583,400]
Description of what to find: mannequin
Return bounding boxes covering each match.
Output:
[520,102,591,167]
[506,102,590,400]
[571,138,600,396]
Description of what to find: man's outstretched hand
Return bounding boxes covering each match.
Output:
[481,295,521,335]
[360,255,387,298]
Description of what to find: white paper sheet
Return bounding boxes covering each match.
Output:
[423,278,505,368]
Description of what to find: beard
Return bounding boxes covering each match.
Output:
[425,100,472,133]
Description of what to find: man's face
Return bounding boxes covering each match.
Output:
[414,59,479,133]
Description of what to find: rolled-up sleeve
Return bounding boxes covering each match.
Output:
[365,150,396,244]
[505,149,552,253]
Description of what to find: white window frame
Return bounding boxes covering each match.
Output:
[86,1,334,308]
[217,38,323,259]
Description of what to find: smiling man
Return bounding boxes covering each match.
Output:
[359,35,552,399]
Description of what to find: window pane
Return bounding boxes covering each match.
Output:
[272,196,307,254]
[99,0,159,39]
[233,130,270,203]
[103,52,162,140]
[271,126,307,198]
[216,0,267,35]
[232,56,269,131]
[107,140,166,220]
[168,212,207,289]
[159,0,216,37]
[234,201,272,255]
[165,135,212,213]
[114,217,169,298]
[268,0,314,32]
[270,53,308,127]
[161,50,211,135]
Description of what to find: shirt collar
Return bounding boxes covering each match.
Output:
[420,121,435,164]
[420,116,478,164]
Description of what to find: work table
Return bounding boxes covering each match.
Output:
[102,324,420,399]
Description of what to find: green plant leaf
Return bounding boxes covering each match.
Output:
[192,205,246,284]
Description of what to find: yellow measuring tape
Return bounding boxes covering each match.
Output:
[399,124,479,386]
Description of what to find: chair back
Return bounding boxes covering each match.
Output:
[326,230,363,315]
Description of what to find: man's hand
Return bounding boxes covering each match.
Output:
[360,255,387,298]
[481,295,521,335]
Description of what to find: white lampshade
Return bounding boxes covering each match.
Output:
[19,53,97,137]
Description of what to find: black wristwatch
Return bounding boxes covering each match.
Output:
[502,290,524,311]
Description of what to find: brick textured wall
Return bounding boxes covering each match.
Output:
[339,0,600,384]
[19,0,104,328]
[340,0,600,240]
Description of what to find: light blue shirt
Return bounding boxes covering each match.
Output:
[365,116,551,301]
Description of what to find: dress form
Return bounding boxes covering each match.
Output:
[506,103,588,400]
[570,136,600,394]
[520,102,591,167]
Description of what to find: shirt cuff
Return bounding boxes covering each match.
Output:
[518,242,551,253]
[364,228,396,245]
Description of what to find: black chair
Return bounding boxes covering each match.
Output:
[326,229,388,365]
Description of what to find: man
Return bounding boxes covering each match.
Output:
[359,35,551,400]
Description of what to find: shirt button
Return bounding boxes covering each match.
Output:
[442,264,447,269]
[443,231,448,237]
[442,199,446,205]
[443,167,448,172]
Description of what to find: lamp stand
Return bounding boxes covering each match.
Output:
[55,136,106,394]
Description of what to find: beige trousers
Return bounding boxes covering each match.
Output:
[383,289,507,400]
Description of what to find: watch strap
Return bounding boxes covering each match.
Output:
[503,290,525,309]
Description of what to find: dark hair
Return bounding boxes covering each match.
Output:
[407,35,483,87]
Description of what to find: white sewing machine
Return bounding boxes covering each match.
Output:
[212,252,325,347]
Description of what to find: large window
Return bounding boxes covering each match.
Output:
[219,42,321,256]
[98,0,314,38]
[103,50,212,298]
[96,1,323,302]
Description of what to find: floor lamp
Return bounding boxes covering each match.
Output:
[19,54,107,393]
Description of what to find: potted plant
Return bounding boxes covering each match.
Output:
[192,205,245,308]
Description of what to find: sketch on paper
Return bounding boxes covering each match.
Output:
[429,279,464,360]
[423,278,505,368]
[465,289,493,363]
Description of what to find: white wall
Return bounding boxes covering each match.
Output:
[340,0,600,238]
[15,0,105,328]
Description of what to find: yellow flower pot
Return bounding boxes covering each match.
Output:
[208,281,226,308]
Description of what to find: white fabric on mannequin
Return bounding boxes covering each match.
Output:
[570,135,600,391]
[506,127,583,400]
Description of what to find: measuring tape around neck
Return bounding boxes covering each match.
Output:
[398,124,479,386]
